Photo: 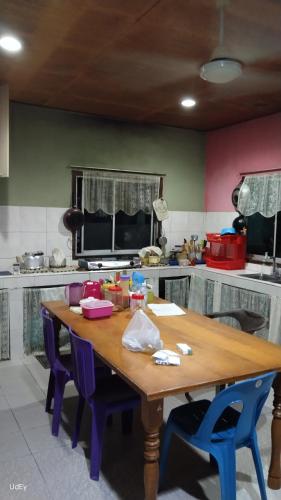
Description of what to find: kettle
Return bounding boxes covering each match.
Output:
[65,282,83,306]
[82,280,102,300]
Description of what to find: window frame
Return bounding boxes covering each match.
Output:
[71,169,161,259]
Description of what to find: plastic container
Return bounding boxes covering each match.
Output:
[120,274,130,309]
[205,233,246,270]
[108,285,123,311]
[65,282,83,306]
[130,293,145,315]
[82,280,101,299]
[82,300,113,319]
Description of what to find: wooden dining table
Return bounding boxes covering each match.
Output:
[42,300,281,500]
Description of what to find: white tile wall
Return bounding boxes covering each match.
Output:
[0,206,72,271]
[0,206,238,269]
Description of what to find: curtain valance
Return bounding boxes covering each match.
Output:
[238,173,281,217]
[83,171,160,216]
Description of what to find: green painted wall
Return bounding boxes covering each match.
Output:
[0,103,205,210]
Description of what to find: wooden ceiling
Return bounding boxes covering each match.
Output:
[1,0,281,130]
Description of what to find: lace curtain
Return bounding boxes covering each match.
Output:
[0,289,10,360]
[164,277,190,308]
[219,284,270,340]
[238,173,281,217]
[269,296,281,345]
[188,274,216,315]
[23,287,69,354]
[83,170,160,215]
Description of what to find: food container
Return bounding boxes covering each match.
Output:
[108,285,123,311]
[119,274,130,309]
[82,300,113,319]
[148,255,160,265]
[65,282,83,306]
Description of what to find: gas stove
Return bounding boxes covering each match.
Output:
[78,259,141,271]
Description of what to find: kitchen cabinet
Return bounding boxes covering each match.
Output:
[1,264,281,361]
[0,289,10,359]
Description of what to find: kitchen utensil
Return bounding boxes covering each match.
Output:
[63,206,84,232]
[65,282,83,306]
[82,280,102,299]
[20,251,44,269]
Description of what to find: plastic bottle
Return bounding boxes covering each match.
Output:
[130,293,145,315]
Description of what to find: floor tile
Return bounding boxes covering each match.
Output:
[0,394,10,410]
[13,402,51,431]
[0,431,31,463]
[22,423,71,454]
[0,408,20,436]
[0,454,51,500]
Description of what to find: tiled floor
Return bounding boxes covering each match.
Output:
[0,357,280,500]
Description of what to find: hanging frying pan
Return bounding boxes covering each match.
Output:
[63,207,85,232]
[231,178,244,210]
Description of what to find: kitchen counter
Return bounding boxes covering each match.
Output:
[1,261,280,361]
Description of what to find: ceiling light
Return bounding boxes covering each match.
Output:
[200,58,242,84]
[0,35,22,53]
[181,97,196,108]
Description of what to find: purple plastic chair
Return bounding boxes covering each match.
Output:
[41,307,74,437]
[69,328,140,481]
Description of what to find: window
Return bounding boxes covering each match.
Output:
[247,212,281,259]
[237,173,281,261]
[73,169,161,258]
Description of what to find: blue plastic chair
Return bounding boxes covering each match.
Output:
[41,307,74,436]
[69,328,140,480]
[160,372,276,500]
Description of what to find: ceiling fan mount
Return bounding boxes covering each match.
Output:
[200,0,242,84]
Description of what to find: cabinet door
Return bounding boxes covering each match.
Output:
[0,289,10,359]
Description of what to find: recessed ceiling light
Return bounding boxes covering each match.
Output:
[0,35,22,53]
[180,97,196,108]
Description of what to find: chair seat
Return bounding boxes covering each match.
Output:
[170,399,241,436]
[93,375,139,404]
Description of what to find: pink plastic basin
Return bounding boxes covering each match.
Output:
[82,301,113,319]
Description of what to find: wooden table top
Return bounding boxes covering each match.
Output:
[42,300,281,401]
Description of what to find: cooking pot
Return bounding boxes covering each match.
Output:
[18,251,44,269]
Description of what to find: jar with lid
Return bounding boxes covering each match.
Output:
[108,285,123,311]
[101,283,112,301]
[119,274,130,309]
[130,293,145,315]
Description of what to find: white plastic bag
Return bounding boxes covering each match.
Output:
[122,310,163,352]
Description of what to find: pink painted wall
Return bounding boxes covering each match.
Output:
[205,113,281,211]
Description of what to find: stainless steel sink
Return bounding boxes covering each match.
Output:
[240,273,281,284]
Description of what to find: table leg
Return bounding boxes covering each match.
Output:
[268,372,281,489]
[141,398,163,500]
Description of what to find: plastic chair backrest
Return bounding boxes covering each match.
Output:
[196,372,276,445]
[69,328,96,399]
[41,307,57,369]
[207,309,267,333]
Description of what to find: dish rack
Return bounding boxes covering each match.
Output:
[205,233,247,270]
